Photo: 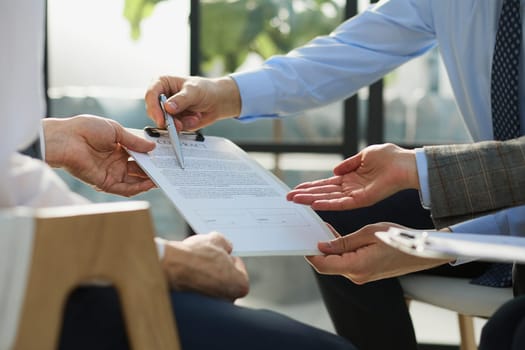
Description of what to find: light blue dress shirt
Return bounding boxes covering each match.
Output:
[230,0,525,236]
[450,205,525,265]
[451,205,525,237]
[232,0,525,141]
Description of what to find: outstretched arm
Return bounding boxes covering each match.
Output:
[287,143,420,211]
[43,115,156,197]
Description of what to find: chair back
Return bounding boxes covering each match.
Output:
[3,201,180,350]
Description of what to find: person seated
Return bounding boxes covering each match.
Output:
[287,139,525,350]
[7,116,355,350]
[2,3,353,349]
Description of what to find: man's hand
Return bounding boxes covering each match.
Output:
[287,143,420,211]
[306,223,451,284]
[144,75,241,131]
[161,232,249,301]
[43,115,156,197]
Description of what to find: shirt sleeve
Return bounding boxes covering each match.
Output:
[450,205,525,237]
[8,154,90,208]
[39,120,46,162]
[231,0,437,121]
[154,237,167,260]
[447,205,525,265]
[415,148,431,209]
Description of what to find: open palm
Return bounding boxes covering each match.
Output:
[287,143,418,211]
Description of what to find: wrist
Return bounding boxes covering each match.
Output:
[215,77,241,118]
[160,241,192,286]
[41,118,68,167]
[399,149,419,189]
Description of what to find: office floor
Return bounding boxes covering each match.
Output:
[236,256,488,348]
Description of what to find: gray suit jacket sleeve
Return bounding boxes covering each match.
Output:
[423,136,525,228]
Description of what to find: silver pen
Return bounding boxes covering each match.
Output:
[159,94,185,169]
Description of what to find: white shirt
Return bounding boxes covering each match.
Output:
[0,0,87,208]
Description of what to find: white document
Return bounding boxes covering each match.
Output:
[127,128,334,256]
[376,228,525,264]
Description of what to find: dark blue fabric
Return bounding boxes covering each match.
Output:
[479,295,525,350]
[471,262,514,288]
[491,0,521,141]
[58,286,355,350]
[474,0,523,289]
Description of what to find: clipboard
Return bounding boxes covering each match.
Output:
[127,127,335,257]
[375,228,525,264]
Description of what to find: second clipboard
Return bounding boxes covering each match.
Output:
[376,227,525,264]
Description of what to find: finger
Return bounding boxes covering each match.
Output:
[208,232,234,254]
[127,161,151,178]
[317,235,353,255]
[232,257,249,282]
[118,128,156,153]
[333,154,363,176]
[145,83,169,126]
[310,197,359,211]
[223,258,250,301]
[287,184,343,200]
[103,179,156,197]
[291,191,346,205]
[292,176,342,190]
[166,87,197,117]
[166,94,205,131]
[306,254,355,275]
[180,115,201,131]
[325,223,341,238]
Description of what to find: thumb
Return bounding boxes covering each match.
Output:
[165,91,203,131]
[165,84,198,116]
[118,127,156,153]
[318,235,352,255]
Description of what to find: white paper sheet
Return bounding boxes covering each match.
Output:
[127,129,334,256]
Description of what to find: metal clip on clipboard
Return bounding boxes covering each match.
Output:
[375,228,455,260]
[144,127,205,142]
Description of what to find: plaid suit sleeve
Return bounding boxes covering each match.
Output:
[424,136,525,227]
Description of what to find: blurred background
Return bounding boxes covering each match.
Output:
[46,0,478,348]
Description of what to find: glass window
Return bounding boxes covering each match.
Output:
[200,0,346,148]
[47,0,191,239]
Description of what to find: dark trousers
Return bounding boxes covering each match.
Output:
[316,189,490,350]
[479,295,525,350]
[59,286,355,350]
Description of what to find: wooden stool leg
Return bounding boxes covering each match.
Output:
[458,314,477,350]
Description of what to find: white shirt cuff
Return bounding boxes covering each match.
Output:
[39,120,46,162]
[230,69,279,121]
[415,148,431,209]
[154,237,167,260]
